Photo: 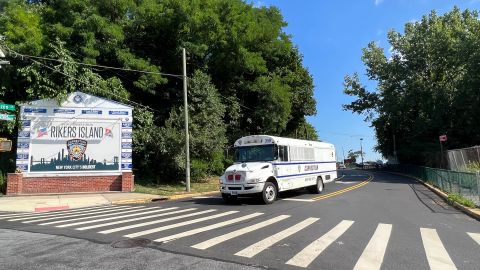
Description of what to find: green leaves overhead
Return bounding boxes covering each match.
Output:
[0,0,317,181]
[344,7,480,166]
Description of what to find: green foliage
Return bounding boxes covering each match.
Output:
[0,1,43,55]
[464,162,480,173]
[156,70,227,181]
[0,0,318,182]
[347,150,365,162]
[283,119,319,141]
[447,193,476,208]
[344,7,480,166]
[0,171,5,195]
[0,152,14,194]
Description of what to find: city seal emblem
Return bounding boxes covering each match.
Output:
[73,94,83,104]
[67,139,87,161]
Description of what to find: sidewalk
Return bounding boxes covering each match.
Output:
[0,192,165,213]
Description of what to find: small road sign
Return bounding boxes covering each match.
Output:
[439,135,447,142]
[0,138,12,152]
[0,113,14,121]
[0,103,15,111]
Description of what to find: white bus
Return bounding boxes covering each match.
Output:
[220,135,337,204]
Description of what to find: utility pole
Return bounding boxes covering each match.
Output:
[342,146,346,164]
[360,138,364,169]
[182,48,190,192]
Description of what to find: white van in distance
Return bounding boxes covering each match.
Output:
[220,135,337,204]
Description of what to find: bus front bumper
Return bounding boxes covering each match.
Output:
[220,183,264,196]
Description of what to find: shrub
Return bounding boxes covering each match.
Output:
[464,162,480,173]
[0,171,6,195]
[447,193,476,208]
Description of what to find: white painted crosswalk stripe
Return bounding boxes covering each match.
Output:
[286,220,354,268]
[76,208,196,231]
[155,212,264,243]
[192,215,289,250]
[0,205,108,219]
[8,205,132,222]
[353,223,392,270]
[235,217,319,258]
[53,207,178,228]
[420,228,457,270]
[37,206,149,225]
[124,211,238,238]
[467,232,480,245]
[4,205,116,221]
[98,209,217,235]
[2,205,475,270]
[21,206,145,224]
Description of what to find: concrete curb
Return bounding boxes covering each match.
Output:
[386,171,480,221]
[167,191,220,201]
[111,198,163,205]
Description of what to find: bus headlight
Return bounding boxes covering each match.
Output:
[247,178,261,183]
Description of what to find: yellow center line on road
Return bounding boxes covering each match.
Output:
[313,174,373,201]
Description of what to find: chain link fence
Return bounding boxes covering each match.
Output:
[447,145,480,172]
[387,164,480,207]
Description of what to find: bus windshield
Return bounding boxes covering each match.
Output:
[234,145,278,163]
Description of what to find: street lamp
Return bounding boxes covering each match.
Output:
[360,138,364,169]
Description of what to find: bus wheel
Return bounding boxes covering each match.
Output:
[308,177,324,194]
[262,182,277,204]
[222,193,237,204]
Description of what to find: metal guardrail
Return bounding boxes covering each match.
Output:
[387,164,480,207]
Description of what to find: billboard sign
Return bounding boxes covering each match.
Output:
[16,92,133,175]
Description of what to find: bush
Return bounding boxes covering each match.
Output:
[191,159,209,182]
[0,171,6,195]
[464,162,480,173]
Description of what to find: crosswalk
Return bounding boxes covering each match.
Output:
[0,205,479,269]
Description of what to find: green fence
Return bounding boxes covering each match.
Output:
[387,164,480,206]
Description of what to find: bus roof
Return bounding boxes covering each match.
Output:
[234,135,334,149]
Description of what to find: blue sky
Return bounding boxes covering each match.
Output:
[255,0,480,162]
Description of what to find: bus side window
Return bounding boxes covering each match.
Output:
[279,145,289,161]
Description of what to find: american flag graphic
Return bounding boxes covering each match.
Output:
[37,128,48,138]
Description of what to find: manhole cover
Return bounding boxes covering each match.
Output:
[111,238,152,248]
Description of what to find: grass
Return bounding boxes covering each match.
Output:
[464,161,480,173]
[134,176,220,196]
[447,193,477,208]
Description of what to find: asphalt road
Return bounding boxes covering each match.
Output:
[0,170,479,270]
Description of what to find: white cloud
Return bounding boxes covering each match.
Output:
[252,1,265,8]
[374,0,384,5]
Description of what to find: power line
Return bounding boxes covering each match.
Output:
[4,46,183,79]
[28,58,163,114]
[3,44,256,113]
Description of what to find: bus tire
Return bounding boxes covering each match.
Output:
[222,193,237,204]
[262,182,277,204]
[308,177,324,194]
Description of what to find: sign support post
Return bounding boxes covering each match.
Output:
[183,48,191,192]
[439,135,447,169]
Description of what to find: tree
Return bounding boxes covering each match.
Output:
[347,150,364,163]
[0,0,318,181]
[146,70,227,181]
[343,7,480,166]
